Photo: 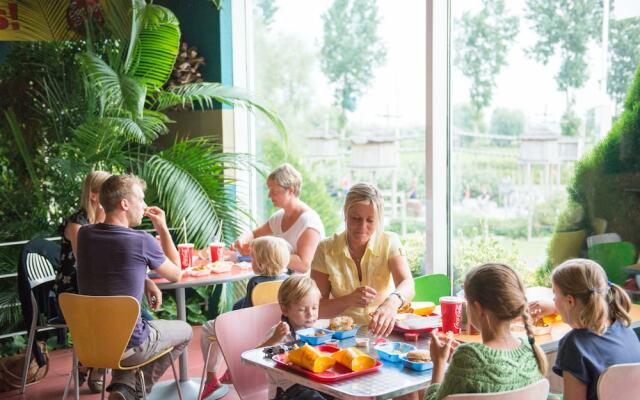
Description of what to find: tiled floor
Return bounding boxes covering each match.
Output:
[1,326,239,400]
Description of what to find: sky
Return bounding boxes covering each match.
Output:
[262,0,637,133]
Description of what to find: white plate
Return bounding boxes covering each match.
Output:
[395,314,441,330]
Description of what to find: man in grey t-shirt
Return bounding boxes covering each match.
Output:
[77,174,191,400]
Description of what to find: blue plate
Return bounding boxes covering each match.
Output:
[374,342,416,363]
[330,325,359,339]
[296,328,333,345]
[399,354,433,371]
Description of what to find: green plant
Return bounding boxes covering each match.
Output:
[452,234,533,291]
[402,232,425,277]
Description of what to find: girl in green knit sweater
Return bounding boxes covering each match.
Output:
[424,263,547,400]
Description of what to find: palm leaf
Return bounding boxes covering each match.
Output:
[141,138,256,247]
[4,109,45,205]
[155,83,288,141]
[0,289,21,327]
[72,118,133,165]
[79,52,146,119]
[127,4,180,92]
[11,0,78,41]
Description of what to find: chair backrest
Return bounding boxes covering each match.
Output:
[25,252,57,288]
[588,241,636,285]
[413,274,451,304]
[251,280,283,306]
[59,293,139,369]
[443,379,549,400]
[597,363,640,399]
[215,303,281,399]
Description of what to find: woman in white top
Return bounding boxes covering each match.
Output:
[234,163,325,273]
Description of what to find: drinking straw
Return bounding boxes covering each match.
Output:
[182,217,188,243]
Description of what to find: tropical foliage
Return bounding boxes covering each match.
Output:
[0,0,285,335]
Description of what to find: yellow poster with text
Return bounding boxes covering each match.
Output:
[0,1,105,41]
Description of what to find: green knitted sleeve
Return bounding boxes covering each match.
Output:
[423,345,477,400]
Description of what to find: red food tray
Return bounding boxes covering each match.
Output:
[273,345,383,383]
[393,313,442,334]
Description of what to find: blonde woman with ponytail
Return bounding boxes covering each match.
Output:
[53,170,111,393]
[425,263,546,400]
[551,258,640,400]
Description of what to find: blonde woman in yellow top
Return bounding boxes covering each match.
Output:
[311,183,415,337]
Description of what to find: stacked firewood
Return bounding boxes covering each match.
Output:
[167,42,206,88]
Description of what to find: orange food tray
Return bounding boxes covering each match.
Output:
[273,345,382,382]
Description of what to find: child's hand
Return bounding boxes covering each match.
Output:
[430,330,455,366]
[528,299,556,319]
[271,321,290,342]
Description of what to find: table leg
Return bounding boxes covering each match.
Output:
[176,287,188,381]
[149,287,229,399]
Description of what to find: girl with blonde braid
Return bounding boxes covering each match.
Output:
[425,263,546,400]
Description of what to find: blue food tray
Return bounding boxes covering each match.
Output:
[237,255,252,262]
[399,355,433,371]
[374,342,416,363]
[296,328,333,345]
[330,325,359,339]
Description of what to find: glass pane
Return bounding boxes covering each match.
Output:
[450,0,640,292]
[251,0,427,276]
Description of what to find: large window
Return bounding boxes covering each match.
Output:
[450,0,640,290]
[250,0,427,276]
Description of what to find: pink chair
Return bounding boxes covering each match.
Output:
[597,363,640,399]
[214,303,281,400]
[443,379,549,400]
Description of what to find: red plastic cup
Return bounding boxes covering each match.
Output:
[440,296,465,334]
[209,242,225,262]
[177,243,194,270]
[403,332,419,342]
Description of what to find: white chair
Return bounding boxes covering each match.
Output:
[443,379,549,400]
[597,363,640,399]
[20,251,66,394]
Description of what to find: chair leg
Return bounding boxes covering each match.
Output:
[101,368,107,400]
[21,293,39,393]
[61,351,76,400]
[73,352,80,400]
[138,369,147,400]
[197,342,212,400]
[169,352,183,400]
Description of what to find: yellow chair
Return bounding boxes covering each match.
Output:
[59,293,182,400]
[251,280,284,306]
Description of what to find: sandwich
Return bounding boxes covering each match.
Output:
[406,349,431,363]
[329,315,355,331]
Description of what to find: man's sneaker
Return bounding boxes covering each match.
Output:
[107,384,138,400]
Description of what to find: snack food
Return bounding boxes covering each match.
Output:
[397,303,414,314]
[312,330,329,337]
[406,350,431,363]
[331,347,376,371]
[286,343,335,373]
[413,301,436,316]
[329,316,355,331]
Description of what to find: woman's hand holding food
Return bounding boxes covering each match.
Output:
[368,299,397,337]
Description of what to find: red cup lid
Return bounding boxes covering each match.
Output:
[439,296,464,304]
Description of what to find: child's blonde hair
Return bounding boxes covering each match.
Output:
[278,275,321,308]
[251,236,290,276]
[464,263,547,375]
[552,258,632,335]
